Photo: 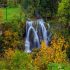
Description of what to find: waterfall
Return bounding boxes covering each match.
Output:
[25,26,40,53]
[25,18,51,53]
[37,19,49,45]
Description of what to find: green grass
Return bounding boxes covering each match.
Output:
[4,7,21,21]
[0,7,23,22]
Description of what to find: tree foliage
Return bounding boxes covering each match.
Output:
[31,33,69,70]
[21,0,59,18]
[58,0,70,22]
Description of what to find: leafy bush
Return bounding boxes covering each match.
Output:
[1,20,25,52]
[2,21,20,32]
[47,63,68,70]
[2,29,22,50]
[58,0,70,25]
[0,60,7,70]
[31,33,69,70]
[7,50,36,70]
[0,50,38,70]
[4,48,15,60]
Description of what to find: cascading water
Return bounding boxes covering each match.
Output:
[37,19,49,45]
[26,18,33,34]
[25,18,51,53]
[25,26,40,53]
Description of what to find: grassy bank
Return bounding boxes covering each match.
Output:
[0,7,23,22]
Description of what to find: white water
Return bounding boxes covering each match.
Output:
[25,18,51,53]
[25,26,40,53]
[37,19,48,45]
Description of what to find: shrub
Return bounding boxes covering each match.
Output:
[1,20,24,51]
[32,34,69,70]
[8,50,36,70]
[4,48,15,60]
[2,21,20,32]
[0,60,7,70]
[1,50,38,70]
[2,29,22,51]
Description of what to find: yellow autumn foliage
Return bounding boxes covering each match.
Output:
[3,29,21,49]
[4,48,14,59]
[33,34,69,69]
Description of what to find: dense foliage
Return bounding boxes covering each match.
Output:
[0,34,69,70]
[31,34,69,70]
[21,0,60,18]
[0,0,70,70]
[58,0,70,25]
